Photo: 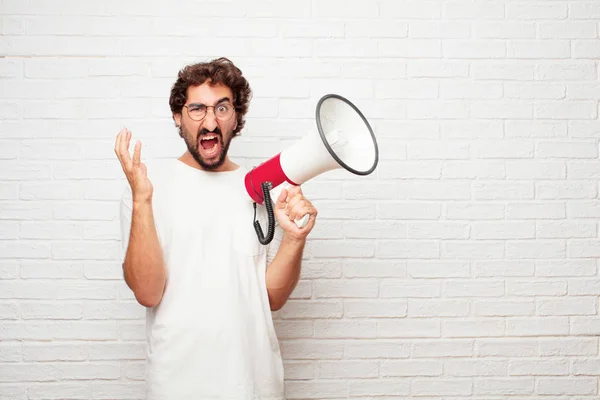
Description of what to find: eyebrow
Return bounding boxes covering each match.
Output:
[188,97,231,108]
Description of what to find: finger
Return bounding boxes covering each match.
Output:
[287,193,305,211]
[275,188,288,209]
[289,200,307,220]
[132,141,141,167]
[119,131,132,167]
[285,185,302,201]
[126,129,132,153]
[114,128,124,156]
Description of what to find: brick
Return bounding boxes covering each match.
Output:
[444,40,506,59]
[412,379,472,396]
[344,340,410,359]
[0,342,20,361]
[317,361,378,379]
[408,142,469,159]
[536,260,596,277]
[506,317,569,336]
[506,3,567,19]
[283,361,314,380]
[508,41,570,59]
[446,360,507,377]
[381,360,442,377]
[474,261,534,277]
[377,240,440,259]
[380,1,443,18]
[444,1,504,19]
[27,383,90,399]
[408,299,470,317]
[539,338,598,356]
[509,359,569,376]
[413,340,473,358]
[349,379,410,396]
[272,321,313,339]
[378,319,441,338]
[473,300,535,317]
[410,21,470,39]
[507,281,567,296]
[571,317,600,335]
[280,340,344,360]
[473,22,535,38]
[475,339,539,357]
[442,319,505,338]
[378,202,441,220]
[537,378,598,395]
[381,280,441,298]
[446,203,505,220]
[505,82,565,99]
[569,279,600,295]
[475,378,534,395]
[445,280,505,297]
[280,300,342,319]
[572,40,600,59]
[314,320,377,339]
[285,380,347,399]
[314,279,378,298]
[407,261,470,278]
[572,359,600,376]
[537,297,597,315]
[472,222,534,240]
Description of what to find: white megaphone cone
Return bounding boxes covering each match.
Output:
[245,94,379,245]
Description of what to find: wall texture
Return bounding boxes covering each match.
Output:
[1,1,600,399]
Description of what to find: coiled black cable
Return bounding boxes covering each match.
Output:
[253,181,275,245]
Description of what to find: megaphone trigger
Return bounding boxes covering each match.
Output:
[295,214,310,229]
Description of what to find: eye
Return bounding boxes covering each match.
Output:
[217,104,229,112]
[189,105,205,112]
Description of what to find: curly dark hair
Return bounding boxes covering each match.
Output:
[169,57,252,136]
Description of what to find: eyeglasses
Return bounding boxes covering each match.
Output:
[183,102,235,122]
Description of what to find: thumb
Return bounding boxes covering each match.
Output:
[275,188,287,209]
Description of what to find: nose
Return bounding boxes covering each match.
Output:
[202,108,218,132]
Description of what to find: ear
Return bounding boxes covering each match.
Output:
[174,113,182,127]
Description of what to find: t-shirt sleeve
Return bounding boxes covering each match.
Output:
[119,184,133,263]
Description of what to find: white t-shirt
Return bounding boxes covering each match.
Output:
[119,159,285,400]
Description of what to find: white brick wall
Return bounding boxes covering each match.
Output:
[1,0,599,399]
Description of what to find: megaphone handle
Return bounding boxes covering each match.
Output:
[295,214,309,229]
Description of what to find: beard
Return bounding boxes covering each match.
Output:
[179,124,232,171]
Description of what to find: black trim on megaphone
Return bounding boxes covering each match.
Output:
[315,94,379,176]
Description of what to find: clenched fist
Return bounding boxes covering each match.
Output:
[114,128,153,205]
[274,186,318,241]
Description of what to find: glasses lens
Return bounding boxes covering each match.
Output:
[186,104,234,121]
[215,104,234,121]
[188,105,206,121]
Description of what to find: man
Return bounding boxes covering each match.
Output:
[115,57,317,400]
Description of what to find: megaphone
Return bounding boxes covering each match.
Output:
[245,94,379,245]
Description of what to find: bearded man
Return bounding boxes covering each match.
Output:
[115,57,317,400]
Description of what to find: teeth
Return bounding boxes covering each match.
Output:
[201,135,217,141]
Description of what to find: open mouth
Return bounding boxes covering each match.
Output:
[198,134,220,158]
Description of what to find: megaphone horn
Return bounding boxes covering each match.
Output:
[245,94,379,245]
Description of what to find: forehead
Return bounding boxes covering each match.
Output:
[186,82,233,104]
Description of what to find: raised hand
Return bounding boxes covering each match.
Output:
[114,128,153,204]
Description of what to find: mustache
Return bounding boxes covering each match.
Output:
[197,127,222,140]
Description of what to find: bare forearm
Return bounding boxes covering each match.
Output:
[123,201,166,307]
[265,235,306,311]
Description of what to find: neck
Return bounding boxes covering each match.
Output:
[178,152,238,172]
